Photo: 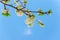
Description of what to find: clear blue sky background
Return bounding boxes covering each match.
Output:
[0,0,60,40]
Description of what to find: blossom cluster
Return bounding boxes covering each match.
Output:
[25,14,35,27]
[0,0,52,28]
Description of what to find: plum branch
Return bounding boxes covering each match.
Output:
[0,0,52,28]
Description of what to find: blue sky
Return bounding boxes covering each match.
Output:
[0,0,60,40]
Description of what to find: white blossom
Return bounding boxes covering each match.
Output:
[2,9,10,16]
[2,9,8,14]
[25,14,35,27]
[15,6,24,16]
[16,10,24,16]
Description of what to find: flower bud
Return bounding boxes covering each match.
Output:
[2,0,10,3]
[2,9,10,16]
[38,9,44,16]
[38,20,44,28]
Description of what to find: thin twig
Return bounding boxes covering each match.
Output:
[4,4,6,9]
[0,1,20,10]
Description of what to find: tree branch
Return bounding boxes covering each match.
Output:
[0,1,47,16]
[0,1,21,10]
[4,4,6,9]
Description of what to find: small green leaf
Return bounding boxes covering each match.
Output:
[31,14,35,18]
[27,23,33,28]
[2,13,10,17]
[28,14,35,18]
[28,24,32,26]
[38,13,44,16]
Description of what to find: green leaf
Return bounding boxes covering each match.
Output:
[38,13,44,16]
[28,14,35,18]
[31,14,35,18]
[2,13,11,17]
[27,23,33,28]
[28,24,32,26]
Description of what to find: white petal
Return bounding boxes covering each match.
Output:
[16,11,24,16]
